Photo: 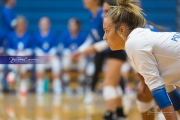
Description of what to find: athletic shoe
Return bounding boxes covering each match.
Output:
[83,92,94,104]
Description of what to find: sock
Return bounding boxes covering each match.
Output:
[53,79,62,94]
[62,73,70,85]
[116,107,126,117]
[103,110,114,120]
[78,74,85,83]
[36,79,44,94]
[19,79,27,95]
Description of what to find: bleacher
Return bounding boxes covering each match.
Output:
[0,0,90,35]
[141,0,177,31]
[0,0,178,33]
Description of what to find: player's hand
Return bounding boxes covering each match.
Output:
[71,51,81,61]
[83,46,96,56]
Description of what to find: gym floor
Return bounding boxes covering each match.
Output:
[0,93,141,120]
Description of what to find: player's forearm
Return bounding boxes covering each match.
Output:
[151,87,177,120]
[77,35,93,52]
[93,40,108,52]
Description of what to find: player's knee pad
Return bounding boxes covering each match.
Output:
[116,86,123,97]
[20,64,32,74]
[51,58,61,74]
[136,99,155,113]
[36,64,45,73]
[168,89,180,111]
[62,56,71,70]
[103,86,118,100]
[77,56,86,72]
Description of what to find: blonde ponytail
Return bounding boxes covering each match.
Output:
[116,0,130,6]
[106,0,145,32]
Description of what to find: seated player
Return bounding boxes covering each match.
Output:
[34,17,61,95]
[0,0,17,92]
[60,18,87,93]
[6,16,33,95]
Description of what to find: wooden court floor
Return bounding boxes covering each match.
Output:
[0,93,141,120]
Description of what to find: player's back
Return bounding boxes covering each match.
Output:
[126,28,180,85]
[149,31,180,60]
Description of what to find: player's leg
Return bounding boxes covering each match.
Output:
[77,55,87,94]
[19,64,33,95]
[36,64,46,94]
[61,54,71,86]
[51,56,62,95]
[91,52,105,92]
[166,85,180,115]
[103,58,125,120]
[84,52,105,104]
[136,73,155,120]
[0,65,4,95]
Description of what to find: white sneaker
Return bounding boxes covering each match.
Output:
[65,87,72,95]
[77,87,84,95]
[19,80,27,96]
[83,92,94,104]
[123,92,136,115]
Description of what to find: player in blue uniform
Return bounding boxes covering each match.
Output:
[34,17,61,95]
[60,18,87,94]
[6,16,33,95]
[0,0,16,92]
[0,0,16,50]
[72,0,127,120]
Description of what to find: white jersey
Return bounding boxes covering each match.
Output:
[125,28,180,91]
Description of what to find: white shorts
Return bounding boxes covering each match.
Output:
[62,54,86,72]
[36,56,61,74]
[8,64,33,73]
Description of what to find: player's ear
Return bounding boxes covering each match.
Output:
[119,25,126,35]
[119,25,125,33]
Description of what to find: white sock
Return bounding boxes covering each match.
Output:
[53,79,62,94]
[62,73,70,83]
[20,79,27,92]
[78,74,85,83]
[36,79,44,94]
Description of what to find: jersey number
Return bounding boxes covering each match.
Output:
[171,33,180,42]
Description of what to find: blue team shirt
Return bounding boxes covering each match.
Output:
[145,23,172,32]
[145,23,159,32]
[89,8,111,52]
[0,6,16,44]
[6,31,32,50]
[60,30,87,52]
[33,29,57,53]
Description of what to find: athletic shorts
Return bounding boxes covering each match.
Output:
[107,50,127,61]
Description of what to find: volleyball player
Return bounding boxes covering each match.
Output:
[103,0,180,119]
[72,0,127,119]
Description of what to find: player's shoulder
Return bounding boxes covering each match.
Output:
[125,28,151,53]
